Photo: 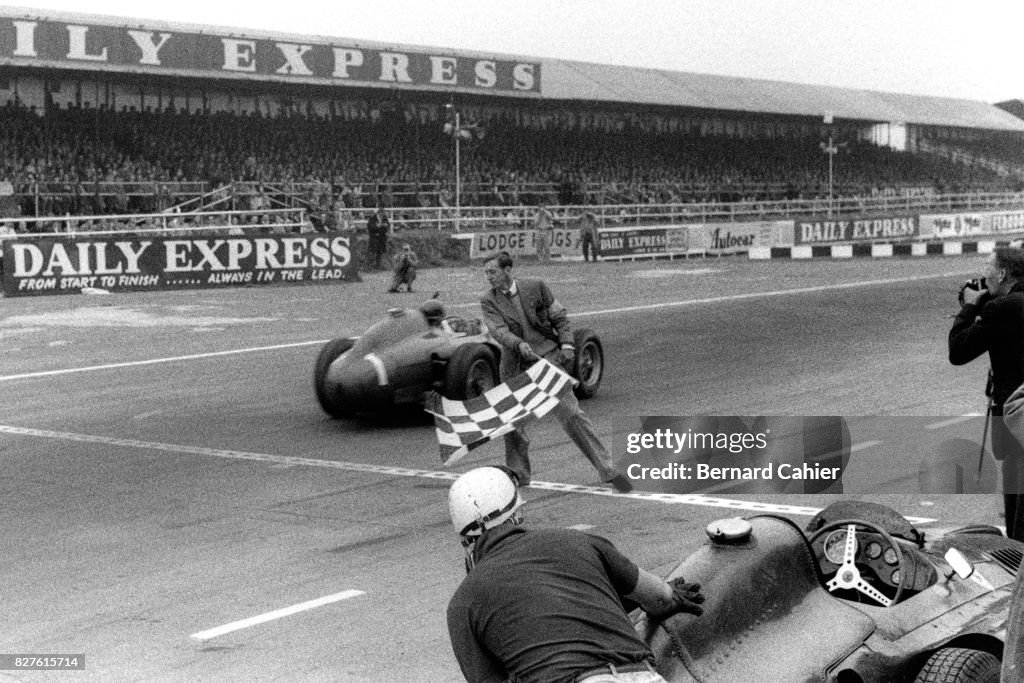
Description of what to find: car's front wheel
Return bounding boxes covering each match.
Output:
[914,647,1001,683]
[314,338,355,418]
[445,344,498,400]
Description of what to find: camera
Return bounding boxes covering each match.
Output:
[958,277,988,306]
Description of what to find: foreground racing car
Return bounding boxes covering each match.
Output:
[637,500,1022,682]
[314,301,604,417]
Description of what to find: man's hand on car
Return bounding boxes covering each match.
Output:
[657,577,705,618]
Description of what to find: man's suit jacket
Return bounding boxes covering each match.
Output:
[481,277,573,379]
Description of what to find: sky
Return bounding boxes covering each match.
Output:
[4,0,1024,103]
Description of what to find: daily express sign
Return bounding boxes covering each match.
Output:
[2,235,359,296]
[0,16,541,93]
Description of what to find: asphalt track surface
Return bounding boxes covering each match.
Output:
[0,254,1009,682]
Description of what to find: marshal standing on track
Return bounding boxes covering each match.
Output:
[480,251,631,492]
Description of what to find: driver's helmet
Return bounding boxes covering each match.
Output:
[420,299,445,326]
[448,466,524,537]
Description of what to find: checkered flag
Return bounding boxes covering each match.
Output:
[425,359,578,466]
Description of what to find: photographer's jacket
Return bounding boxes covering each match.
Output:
[949,283,1024,407]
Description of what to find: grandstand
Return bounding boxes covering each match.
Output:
[0,7,1023,230]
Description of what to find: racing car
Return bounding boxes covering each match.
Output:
[638,499,1022,682]
[313,299,604,418]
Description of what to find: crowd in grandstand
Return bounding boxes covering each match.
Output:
[925,133,1024,178]
[0,97,1019,222]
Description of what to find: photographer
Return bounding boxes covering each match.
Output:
[387,243,418,293]
[949,247,1024,541]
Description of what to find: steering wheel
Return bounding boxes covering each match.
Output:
[808,518,906,607]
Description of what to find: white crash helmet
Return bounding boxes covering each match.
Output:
[448,467,524,537]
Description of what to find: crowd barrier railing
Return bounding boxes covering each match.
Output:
[4,192,1024,240]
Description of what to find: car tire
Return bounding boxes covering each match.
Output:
[314,338,355,418]
[572,328,603,400]
[913,647,1001,683]
[445,344,498,400]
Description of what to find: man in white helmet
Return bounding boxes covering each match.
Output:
[445,466,705,683]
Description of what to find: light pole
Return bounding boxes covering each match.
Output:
[454,109,461,232]
[821,135,838,217]
[445,104,462,232]
[819,111,844,217]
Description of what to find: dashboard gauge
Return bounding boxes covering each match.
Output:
[824,529,856,564]
[890,569,901,585]
[883,547,898,565]
[864,542,882,560]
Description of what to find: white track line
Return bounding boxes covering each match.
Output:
[573,271,974,318]
[0,424,933,521]
[0,271,971,383]
[925,415,983,430]
[191,590,364,640]
[0,340,328,382]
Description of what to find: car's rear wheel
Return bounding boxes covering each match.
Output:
[572,328,603,399]
[314,338,355,418]
[914,647,1001,683]
[445,344,498,400]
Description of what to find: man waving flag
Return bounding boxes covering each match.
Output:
[425,359,576,466]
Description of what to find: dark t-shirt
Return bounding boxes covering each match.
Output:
[446,526,653,683]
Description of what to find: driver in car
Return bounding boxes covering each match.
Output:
[421,299,445,328]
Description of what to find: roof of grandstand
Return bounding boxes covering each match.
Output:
[545,60,1024,132]
[3,6,1024,133]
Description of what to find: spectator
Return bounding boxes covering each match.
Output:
[323,199,339,232]
[366,208,390,269]
[534,205,553,262]
[578,211,601,262]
